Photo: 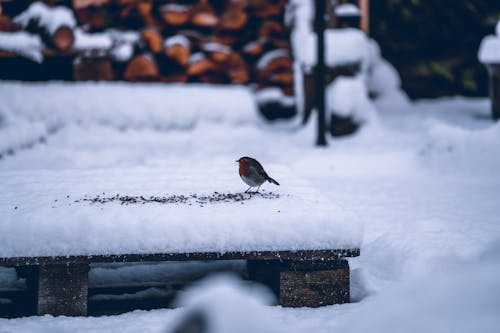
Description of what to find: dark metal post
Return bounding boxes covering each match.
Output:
[487,64,500,121]
[314,0,327,146]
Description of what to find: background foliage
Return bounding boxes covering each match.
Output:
[370,0,500,98]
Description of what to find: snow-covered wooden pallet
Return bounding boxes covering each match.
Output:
[0,166,362,316]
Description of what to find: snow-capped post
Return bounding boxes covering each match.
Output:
[314,0,328,146]
[478,22,500,121]
[485,64,500,121]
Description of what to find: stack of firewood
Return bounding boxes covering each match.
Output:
[0,0,294,96]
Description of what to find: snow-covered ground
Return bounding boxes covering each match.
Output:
[0,82,499,332]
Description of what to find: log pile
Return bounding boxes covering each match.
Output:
[0,0,294,97]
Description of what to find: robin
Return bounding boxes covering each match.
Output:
[236,157,280,193]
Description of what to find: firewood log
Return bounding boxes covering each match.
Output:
[196,73,228,84]
[187,52,216,76]
[120,0,155,28]
[220,3,247,30]
[242,38,265,56]
[0,15,21,32]
[141,27,163,53]
[164,35,190,66]
[73,0,110,30]
[159,3,191,26]
[72,0,109,9]
[124,53,159,81]
[13,3,76,52]
[202,42,231,63]
[74,7,108,30]
[191,0,218,27]
[256,49,292,78]
[211,32,237,46]
[268,71,293,85]
[73,57,114,81]
[177,30,207,48]
[161,72,188,83]
[258,21,285,39]
[249,0,285,19]
[224,52,249,83]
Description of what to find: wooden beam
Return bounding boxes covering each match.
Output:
[0,249,360,266]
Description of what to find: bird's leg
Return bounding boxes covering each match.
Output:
[255,185,261,193]
[245,186,252,193]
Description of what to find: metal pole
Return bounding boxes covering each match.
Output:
[314,0,327,146]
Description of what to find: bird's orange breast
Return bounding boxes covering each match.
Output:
[239,161,250,177]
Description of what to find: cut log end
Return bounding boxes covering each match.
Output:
[51,26,75,52]
[187,58,215,76]
[191,13,219,27]
[165,44,190,66]
[160,4,191,26]
[141,29,163,53]
[124,54,159,82]
[220,5,248,30]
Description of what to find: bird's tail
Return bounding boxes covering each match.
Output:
[267,177,280,186]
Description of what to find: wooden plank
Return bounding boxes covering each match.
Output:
[0,249,360,266]
[37,263,90,316]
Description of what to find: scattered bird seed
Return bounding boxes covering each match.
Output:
[75,191,280,206]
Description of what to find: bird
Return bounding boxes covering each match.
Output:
[236,157,279,193]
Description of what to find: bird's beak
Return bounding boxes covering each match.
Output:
[235,160,239,163]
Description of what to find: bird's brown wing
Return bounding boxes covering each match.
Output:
[250,158,279,185]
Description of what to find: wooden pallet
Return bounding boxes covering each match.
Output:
[0,249,359,316]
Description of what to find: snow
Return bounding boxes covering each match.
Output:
[256,88,296,107]
[257,49,290,70]
[497,20,500,36]
[171,275,281,333]
[160,4,190,13]
[0,164,361,257]
[478,35,500,63]
[73,29,113,51]
[164,35,190,49]
[335,4,361,17]
[189,52,206,64]
[0,81,258,130]
[0,108,48,157]
[13,2,76,35]
[110,42,134,62]
[202,42,231,53]
[0,31,43,62]
[326,75,377,122]
[0,88,499,331]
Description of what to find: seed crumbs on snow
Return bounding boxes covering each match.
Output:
[71,191,280,206]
